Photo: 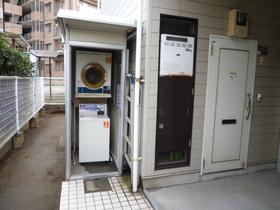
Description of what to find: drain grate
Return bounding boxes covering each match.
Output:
[84,178,112,193]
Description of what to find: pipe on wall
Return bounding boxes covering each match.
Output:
[132,0,142,193]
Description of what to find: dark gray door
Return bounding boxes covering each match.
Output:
[155,15,197,170]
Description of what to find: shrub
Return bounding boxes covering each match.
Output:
[0,33,34,77]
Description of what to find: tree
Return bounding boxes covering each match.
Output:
[0,33,34,77]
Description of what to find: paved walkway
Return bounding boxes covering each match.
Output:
[146,170,280,210]
[0,113,65,209]
[59,176,154,210]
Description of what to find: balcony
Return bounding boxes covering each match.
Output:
[4,22,22,35]
[23,31,44,41]
[4,2,22,16]
[21,13,31,22]
[54,26,62,40]
[21,11,42,24]
[23,32,32,40]
[19,0,31,5]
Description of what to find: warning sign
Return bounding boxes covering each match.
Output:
[104,122,110,128]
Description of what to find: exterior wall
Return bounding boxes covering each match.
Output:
[2,1,22,35]
[101,0,137,19]
[69,29,125,45]
[140,0,280,179]
[103,0,280,181]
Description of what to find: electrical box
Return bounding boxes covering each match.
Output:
[228,9,249,38]
[160,34,195,77]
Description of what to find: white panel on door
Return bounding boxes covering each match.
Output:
[212,49,248,163]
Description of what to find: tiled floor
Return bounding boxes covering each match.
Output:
[59,176,154,210]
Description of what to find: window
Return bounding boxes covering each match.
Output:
[3,14,11,22]
[45,64,50,73]
[54,24,61,36]
[46,3,51,13]
[54,61,64,71]
[31,41,44,50]
[38,61,44,71]
[45,44,52,51]
[45,24,51,33]
[32,1,44,12]
[55,40,63,50]
[32,21,43,32]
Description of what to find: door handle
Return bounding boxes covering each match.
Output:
[246,94,251,120]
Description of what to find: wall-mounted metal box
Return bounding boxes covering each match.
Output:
[228,9,248,38]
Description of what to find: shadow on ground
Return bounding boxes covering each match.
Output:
[0,113,65,210]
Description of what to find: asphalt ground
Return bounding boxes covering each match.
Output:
[0,113,65,210]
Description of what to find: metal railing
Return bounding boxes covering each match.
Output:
[0,77,44,148]
[23,32,32,40]
[21,13,31,22]
[44,77,65,104]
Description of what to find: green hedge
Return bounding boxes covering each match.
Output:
[0,33,34,77]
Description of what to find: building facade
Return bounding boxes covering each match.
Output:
[0,0,98,77]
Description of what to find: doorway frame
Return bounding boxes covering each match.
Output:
[65,42,127,180]
[57,10,136,180]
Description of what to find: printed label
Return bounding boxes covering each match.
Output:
[104,121,110,128]
[106,57,112,64]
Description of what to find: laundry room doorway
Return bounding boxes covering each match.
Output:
[70,47,128,179]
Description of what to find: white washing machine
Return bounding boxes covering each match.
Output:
[76,51,112,96]
[79,104,110,163]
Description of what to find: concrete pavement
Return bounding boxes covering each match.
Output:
[146,170,280,210]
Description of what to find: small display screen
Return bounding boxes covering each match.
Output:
[236,11,248,26]
[166,36,188,43]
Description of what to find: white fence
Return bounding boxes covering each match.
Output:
[0,77,44,148]
[44,77,65,104]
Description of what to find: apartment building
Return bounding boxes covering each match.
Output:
[1,0,98,77]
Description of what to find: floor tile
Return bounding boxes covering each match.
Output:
[93,196,102,201]
[59,204,68,210]
[86,201,94,206]
[102,199,111,204]
[95,205,105,210]
[77,202,86,207]
[113,202,122,208]
[121,201,130,206]
[131,205,141,210]
[68,203,77,209]
[59,176,154,210]
[104,203,113,209]
[94,200,103,206]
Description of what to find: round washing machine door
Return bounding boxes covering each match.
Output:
[81,63,107,89]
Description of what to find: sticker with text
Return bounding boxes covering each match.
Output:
[104,121,110,128]
[106,57,112,64]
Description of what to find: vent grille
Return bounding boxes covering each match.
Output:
[156,150,188,169]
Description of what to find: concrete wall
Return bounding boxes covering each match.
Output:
[0,110,44,160]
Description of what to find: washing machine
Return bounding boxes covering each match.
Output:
[79,104,110,163]
[76,51,112,96]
